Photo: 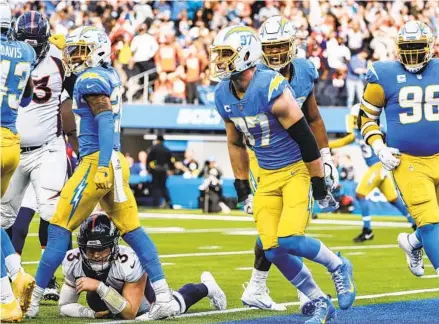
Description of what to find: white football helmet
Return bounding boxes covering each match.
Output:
[210,26,261,80]
[0,1,12,31]
[63,26,111,75]
[396,21,434,73]
[259,16,297,70]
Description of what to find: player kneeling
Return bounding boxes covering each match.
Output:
[59,212,226,319]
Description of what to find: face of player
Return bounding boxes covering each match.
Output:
[85,247,112,272]
[210,47,237,76]
[63,44,92,73]
[262,39,293,69]
[398,42,428,66]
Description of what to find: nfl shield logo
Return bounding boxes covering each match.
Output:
[397,75,406,83]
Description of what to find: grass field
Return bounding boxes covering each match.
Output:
[20,209,439,323]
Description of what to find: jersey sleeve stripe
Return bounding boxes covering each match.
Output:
[361,98,382,113]
[363,130,383,143]
[51,56,65,82]
[360,121,378,135]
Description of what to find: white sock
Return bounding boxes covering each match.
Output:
[5,254,22,281]
[436,268,439,276]
[151,279,170,295]
[31,286,44,304]
[408,232,422,249]
[41,249,45,256]
[0,277,15,304]
[313,244,342,272]
[291,264,325,301]
[249,269,268,287]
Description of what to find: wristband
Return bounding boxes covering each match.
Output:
[234,179,251,202]
[311,176,327,200]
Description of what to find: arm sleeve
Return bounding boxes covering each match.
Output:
[359,64,385,145]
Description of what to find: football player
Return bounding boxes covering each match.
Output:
[330,103,416,242]
[0,2,36,321]
[211,25,356,324]
[27,26,179,319]
[1,11,78,301]
[241,16,340,314]
[59,212,226,320]
[359,21,438,278]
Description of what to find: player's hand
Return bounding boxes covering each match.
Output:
[316,192,339,213]
[372,141,401,171]
[242,194,253,214]
[321,148,339,191]
[95,310,111,319]
[94,166,112,190]
[49,33,66,50]
[76,277,101,294]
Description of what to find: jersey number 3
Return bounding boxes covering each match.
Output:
[399,86,439,124]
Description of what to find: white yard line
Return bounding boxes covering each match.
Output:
[139,212,411,228]
[93,287,439,324]
[22,244,398,265]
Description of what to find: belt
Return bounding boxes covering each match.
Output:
[21,145,43,153]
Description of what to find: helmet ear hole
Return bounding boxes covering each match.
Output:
[244,51,250,62]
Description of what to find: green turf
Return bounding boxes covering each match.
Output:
[19,210,438,323]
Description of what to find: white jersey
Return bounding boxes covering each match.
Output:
[62,246,144,294]
[17,45,64,147]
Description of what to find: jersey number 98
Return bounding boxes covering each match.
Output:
[398,86,439,124]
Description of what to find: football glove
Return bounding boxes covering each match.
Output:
[372,141,400,171]
[320,148,339,191]
[49,34,66,50]
[234,179,253,215]
[311,177,339,213]
[94,167,112,190]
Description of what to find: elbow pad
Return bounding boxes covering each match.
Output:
[20,95,32,107]
[286,117,320,162]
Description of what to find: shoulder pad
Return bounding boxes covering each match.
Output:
[117,246,143,283]
[76,70,112,97]
[365,62,380,84]
[295,58,318,81]
[266,70,289,105]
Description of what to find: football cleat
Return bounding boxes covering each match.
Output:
[148,290,180,320]
[397,233,424,277]
[0,299,23,322]
[298,290,315,316]
[12,270,35,313]
[25,292,40,318]
[353,228,374,243]
[304,296,336,324]
[330,253,356,310]
[201,271,227,310]
[241,282,286,311]
[43,276,60,302]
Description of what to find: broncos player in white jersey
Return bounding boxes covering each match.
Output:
[1,11,77,301]
[241,16,339,315]
[59,212,226,320]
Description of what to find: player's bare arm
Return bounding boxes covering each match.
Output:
[272,88,324,178]
[119,273,147,319]
[84,94,112,117]
[225,119,249,180]
[302,91,329,150]
[61,98,79,154]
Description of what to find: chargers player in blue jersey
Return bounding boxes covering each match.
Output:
[27,26,179,319]
[211,25,356,323]
[359,21,439,278]
[0,2,36,321]
[330,104,416,242]
[241,16,340,315]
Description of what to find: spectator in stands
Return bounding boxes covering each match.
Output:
[131,151,148,177]
[346,18,368,55]
[151,72,171,104]
[197,70,216,106]
[130,23,158,85]
[155,33,184,73]
[346,48,368,108]
[184,44,208,104]
[147,135,174,208]
[258,0,280,22]
[167,66,186,104]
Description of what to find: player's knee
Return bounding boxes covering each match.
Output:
[264,246,287,264]
[0,203,18,229]
[39,202,56,222]
[86,291,109,313]
[278,235,307,255]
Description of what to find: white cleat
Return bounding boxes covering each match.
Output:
[201,271,227,310]
[148,290,180,320]
[25,299,40,318]
[241,282,286,311]
[298,290,315,316]
[398,233,424,277]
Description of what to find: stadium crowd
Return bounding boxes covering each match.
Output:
[11,0,439,106]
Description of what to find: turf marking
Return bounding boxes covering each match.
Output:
[235,267,254,271]
[344,252,366,256]
[421,275,439,279]
[93,288,439,324]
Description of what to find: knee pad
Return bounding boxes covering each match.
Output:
[1,203,18,229]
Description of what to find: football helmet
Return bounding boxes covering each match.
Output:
[396,21,434,73]
[12,11,51,64]
[210,25,261,80]
[63,26,111,75]
[259,16,296,71]
[77,212,120,275]
[0,1,12,32]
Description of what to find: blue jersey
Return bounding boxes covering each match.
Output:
[73,66,123,158]
[366,59,439,156]
[0,35,35,133]
[258,58,318,108]
[354,129,379,167]
[215,68,302,170]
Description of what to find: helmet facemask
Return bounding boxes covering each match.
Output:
[79,239,119,276]
[261,37,296,71]
[62,41,96,75]
[397,38,433,73]
[210,46,239,80]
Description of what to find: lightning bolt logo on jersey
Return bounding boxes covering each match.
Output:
[215,67,302,170]
[73,66,123,158]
